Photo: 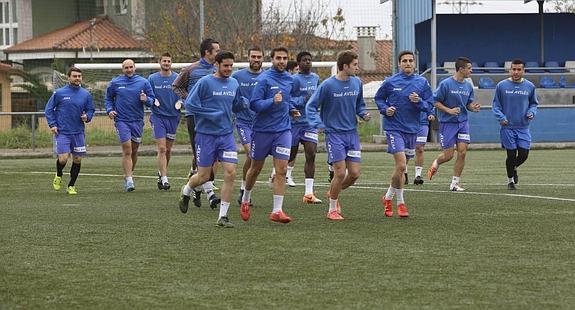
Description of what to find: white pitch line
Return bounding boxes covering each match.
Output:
[4,171,575,203]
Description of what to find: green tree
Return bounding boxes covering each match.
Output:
[550,0,575,12]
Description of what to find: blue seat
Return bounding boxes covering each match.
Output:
[526,61,545,73]
[559,76,575,88]
[478,77,496,89]
[545,61,566,73]
[484,61,505,73]
[540,77,559,88]
[472,62,484,73]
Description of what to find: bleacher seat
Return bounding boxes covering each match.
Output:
[564,61,575,73]
[484,61,505,73]
[540,77,560,88]
[478,77,496,89]
[559,76,575,88]
[443,61,456,74]
[426,62,447,74]
[526,61,545,73]
[545,61,566,73]
[472,62,484,73]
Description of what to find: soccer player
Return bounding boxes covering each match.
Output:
[288,51,322,203]
[375,50,432,218]
[105,59,155,192]
[172,38,221,207]
[148,52,180,191]
[178,51,248,228]
[412,108,436,185]
[286,60,299,74]
[45,67,95,195]
[492,59,538,190]
[231,46,263,205]
[427,57,481,191]
[306,50,371,220]
[239,47,300,224]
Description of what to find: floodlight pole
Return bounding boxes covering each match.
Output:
[200,0,205,41]
[431,0,437,89]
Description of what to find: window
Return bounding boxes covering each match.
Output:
[113,0,128,15]
[0,0,17,49]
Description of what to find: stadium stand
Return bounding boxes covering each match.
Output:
[472,62,484,73]
[565,61,575,73]
[540,76,560,88]
[559,76,575,88]
[478,77,496,89]
[484,61,505,73]
[526,61,545,73]
[443,61,456,74]
[545,61,566,73]
[426,62,447,74]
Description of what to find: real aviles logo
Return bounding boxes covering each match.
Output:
[505,90,529,96]
[333,90,359,97]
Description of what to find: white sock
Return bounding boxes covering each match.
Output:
[203,180,214,191]
[396,188,405,204]
[451,176,460,185]
[432,159,439,169]
[286,166,294,178]
[242,189,251,203]
[241,180,246,191]
[328,165,334,172]
[329,198,338,212]
[271,168,276,178]
[219,201,230,218]
[385,185,396,200]
[272,195,283,213]
[415,166,423,177]
[183,184,192,196]
[161,176,168,184]
[125,176,133,183]
[404,165,408,174]
[304,178,314,195]
[508,177,514,184]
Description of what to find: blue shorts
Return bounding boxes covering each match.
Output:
[416,125,429,145]
[325,132,361,164]
[195,132,238,167]
[235,122,253,146]
[55,133,86,156]
[291,125,318,146]
[386,130,416,159]
[115,120,144,144]
[439,122,470,149]
[250,130,291,161]
[150,114,179,141]
[500,127,531,150]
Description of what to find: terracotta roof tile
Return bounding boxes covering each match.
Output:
[5,16,147,53]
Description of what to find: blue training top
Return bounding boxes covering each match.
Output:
[291,72,320,126]
[185,74,248,136]
[492,78,538,129]
[434,76,475,123]
[306,75,367,133]
[375,72,432,134]
[148,72,180,118]
[250,67,295,133]
[231,68,260,126]
[105,74,154,122]
[45,84,95,135]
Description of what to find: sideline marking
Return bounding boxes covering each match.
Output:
[5,171,575,203]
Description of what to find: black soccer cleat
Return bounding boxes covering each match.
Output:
[413,176,424,185]
[507,182,517,190]
[513,169,519,185]
[209,194,221,210]
[157,172,163,190]
[179,188,190,213]
[162,182,171,191]
[192,188,202,208]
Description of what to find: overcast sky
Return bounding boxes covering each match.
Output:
[263,0,558,39]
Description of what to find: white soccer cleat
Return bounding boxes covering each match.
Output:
[450,183,465,192]
[286,176,296,187]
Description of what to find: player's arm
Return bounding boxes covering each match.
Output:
[232,92,249,113]
[527,87,538,119]
[44,91,58,133]
[104,80,116,118]
[250,79,274,112]
[141,80,155,107]
[84,93,96,123]
[184,81,223,118]
[305,84,325,129]
[491,85,507,125]
[172,65,192,99]
[356,81,370,121]
[465,88,480,112]
[374,82,390,113]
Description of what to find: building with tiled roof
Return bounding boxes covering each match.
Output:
[4,16,152,62]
